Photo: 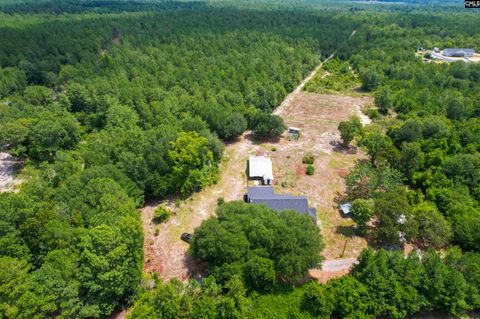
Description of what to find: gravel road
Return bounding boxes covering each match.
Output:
[322,258,358,272]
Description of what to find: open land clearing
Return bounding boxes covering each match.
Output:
[0,152,21,192]
[141,88,373,282]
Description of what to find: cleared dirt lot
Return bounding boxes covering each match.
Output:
[141,90,372,281]
[268,92,371,260]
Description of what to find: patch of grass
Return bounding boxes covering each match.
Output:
[153,205,172,224]
[282,168,299,188]
[302,154,315,164]
[328,153,353,170]
[305,58,359,94]
[168,206,191,241]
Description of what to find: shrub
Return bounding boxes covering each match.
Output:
[306,165,315,175]
[338,116,362,146]
[217,197,225,206]
[153,205,172,223]
[302,154,315,164]
[350,199,374,235]
[366,108,379,119]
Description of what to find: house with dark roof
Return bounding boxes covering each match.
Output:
[246,186,317,221]
[443,48,475,58]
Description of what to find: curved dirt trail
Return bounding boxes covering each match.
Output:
[274,52,335,117]
[274,29,356,116]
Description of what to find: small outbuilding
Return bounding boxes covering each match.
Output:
[248,156,274,185]
[288,127,301,140]
[288,127,301,135]
[340,203,351,216]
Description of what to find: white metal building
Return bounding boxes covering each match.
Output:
[248,156,274,185]
[443,48,475,57]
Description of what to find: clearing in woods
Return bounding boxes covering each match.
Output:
[141,38,372,281]
[0,152,21,193]
[141,89,373,282]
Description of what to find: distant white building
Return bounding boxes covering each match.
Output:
[443,48,475,58]
[248,156,274,185]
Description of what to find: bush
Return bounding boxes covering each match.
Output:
[153,205,172,223]
[350,199,374,235]
[302,154,315,164]
[366,108,380,120]
[217,197,225,206]
[306,165,315,175]
[338,116,362,146]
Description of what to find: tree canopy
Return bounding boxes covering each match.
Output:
[190,201,323,289]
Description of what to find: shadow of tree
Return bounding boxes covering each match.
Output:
[244,131,282,145]
[330,139,358,154]
[335,225,357,238]
[185,253,208,281]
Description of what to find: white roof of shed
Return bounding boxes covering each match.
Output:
[340,203,351,215]
[248,156,274,180]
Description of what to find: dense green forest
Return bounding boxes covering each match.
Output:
[0,0,479,318]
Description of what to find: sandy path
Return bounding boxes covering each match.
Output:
[0,152,21,192]
[322,258,358,271]
[274,52,336,117]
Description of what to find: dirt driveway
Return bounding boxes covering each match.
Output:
[142,134,263,280]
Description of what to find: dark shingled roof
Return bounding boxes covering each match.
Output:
[247,186,275,198]
[246,186,317,221]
